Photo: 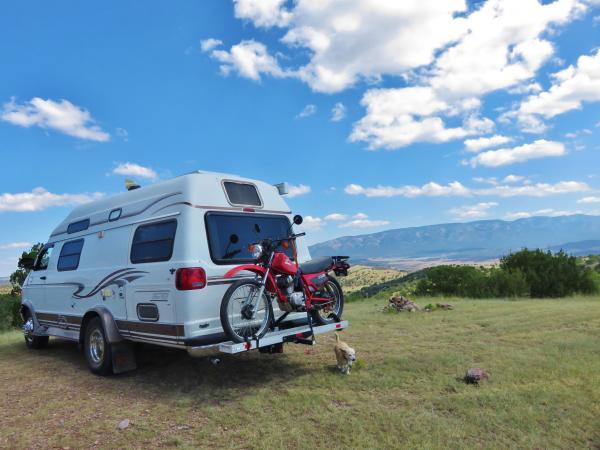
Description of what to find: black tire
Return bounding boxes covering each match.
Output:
[84,317,113,376]
[311,275,344,326]
[23,310,49,350]
[220,280,273,343]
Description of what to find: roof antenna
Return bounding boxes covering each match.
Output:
[125,179,141,191]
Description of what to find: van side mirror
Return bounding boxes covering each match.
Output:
[293,215,303,225]
[20,256,35,270]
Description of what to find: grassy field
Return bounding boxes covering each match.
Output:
[337,265,405,293]
[1,297,600,449]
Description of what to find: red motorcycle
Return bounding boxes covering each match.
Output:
[220,215,350,343]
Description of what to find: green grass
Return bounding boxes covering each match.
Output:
[1,297,600,449]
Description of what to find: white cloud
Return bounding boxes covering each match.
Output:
[200,38,223,52]
[464,135,513,152]
[112,162,158,180]
[0,242,32,250]
[449,202,498,219]
[577,196,600,204]
[296,104,316,119]
[299,215,323,231]
[324,213,347,221]
[234,0,292,28]
[1,97,110,141]
[504,208,582,220]
[339,219,390,229]
[502,174,526,183]
[331,102,346,122]
[345,181,471,198]
[346,179,588,198]
[0,188,103,212]
[353,212,368,219]
[467,140,566,167]
[209,40,287,81]
[286,184,311,198]
[515,49,600,130]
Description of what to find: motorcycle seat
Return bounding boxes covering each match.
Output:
[299,257,333,274]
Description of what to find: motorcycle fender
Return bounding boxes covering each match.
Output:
[224,265,266,279]
[224,265,277,291]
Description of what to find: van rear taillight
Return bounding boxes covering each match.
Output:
[176,268,206,290]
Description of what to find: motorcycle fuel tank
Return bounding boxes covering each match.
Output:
[271,252,298,275]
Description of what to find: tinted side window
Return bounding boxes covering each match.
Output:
[58,239,84,271]
[34,245,54,271]
[131,220,177,264]
[223,182,262,206]
[67,219,90,234]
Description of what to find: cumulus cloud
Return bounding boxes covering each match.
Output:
[504,208,582,220]
[112,162,158,180]
[286,184,311,198]
[515,49,600,130]
[1,97,110,141]
[0,188,103,212]
[234,0,292,28]
[296,104,316,119]
[464,135,513,152]
[324,213,348,221]
[449,202,498,219]
[346,179,588,198]
[298,215,323,231]
[331,102,346,122]
[200,38,223,52]
[339,218,390,229]
[503,174,527,183]
[467,140,566,167]
[209,40,287,80]
[577,196,600,204]
[0,242,32,250]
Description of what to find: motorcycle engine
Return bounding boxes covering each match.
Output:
[276,275,305,309]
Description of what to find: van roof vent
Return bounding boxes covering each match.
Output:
[125,179,141,191]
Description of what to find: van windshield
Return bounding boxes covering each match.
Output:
[205,212,293,264]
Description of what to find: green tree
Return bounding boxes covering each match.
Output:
[10,243,43,296]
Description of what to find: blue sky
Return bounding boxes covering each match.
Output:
[1,0,599,275]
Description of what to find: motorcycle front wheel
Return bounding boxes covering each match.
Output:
[220,280,273,343]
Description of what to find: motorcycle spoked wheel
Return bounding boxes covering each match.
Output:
[220,280,274,343]
[310,275,344,326]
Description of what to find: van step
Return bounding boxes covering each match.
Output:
[217,321,348,354]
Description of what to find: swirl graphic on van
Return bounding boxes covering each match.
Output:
[69,268,148,299]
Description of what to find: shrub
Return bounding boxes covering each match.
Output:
[0,294,22,331]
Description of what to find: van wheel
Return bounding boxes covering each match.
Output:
[84,317,113,375]
[23,311,49,349]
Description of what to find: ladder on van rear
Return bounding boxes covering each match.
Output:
[218,320,348,354]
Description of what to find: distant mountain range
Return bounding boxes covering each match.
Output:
[309,215,600,268]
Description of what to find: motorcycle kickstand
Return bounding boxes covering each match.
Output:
[305,308,316,344]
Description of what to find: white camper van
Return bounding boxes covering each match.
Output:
[20,171,348,375]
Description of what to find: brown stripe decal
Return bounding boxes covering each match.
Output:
[116,320,184,337]
[36,313,82,325]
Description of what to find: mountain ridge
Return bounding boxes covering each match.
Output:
[309,214,600,265]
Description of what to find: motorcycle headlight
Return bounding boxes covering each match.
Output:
[250,244,263,259]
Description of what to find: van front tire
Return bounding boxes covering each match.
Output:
[23,311,49,350]
[84,317,113,376]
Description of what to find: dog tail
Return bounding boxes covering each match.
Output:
[335,332,340,342]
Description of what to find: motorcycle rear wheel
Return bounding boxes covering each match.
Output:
[311,275,344,326]
[220,280,273,343]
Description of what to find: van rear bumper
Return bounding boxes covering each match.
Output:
[183,316,309,347]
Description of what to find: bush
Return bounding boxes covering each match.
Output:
[501,249,598,297]
[414,249,599,299]
[0,294,22,331]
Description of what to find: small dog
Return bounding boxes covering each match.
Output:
[334,332,356,375]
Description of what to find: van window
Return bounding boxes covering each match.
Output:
[34,245,54,271]
[57,239,84,271]
[131,220,177,264]
[67,219,90,234]
[205,212,292,264]
[223,181,262,207]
